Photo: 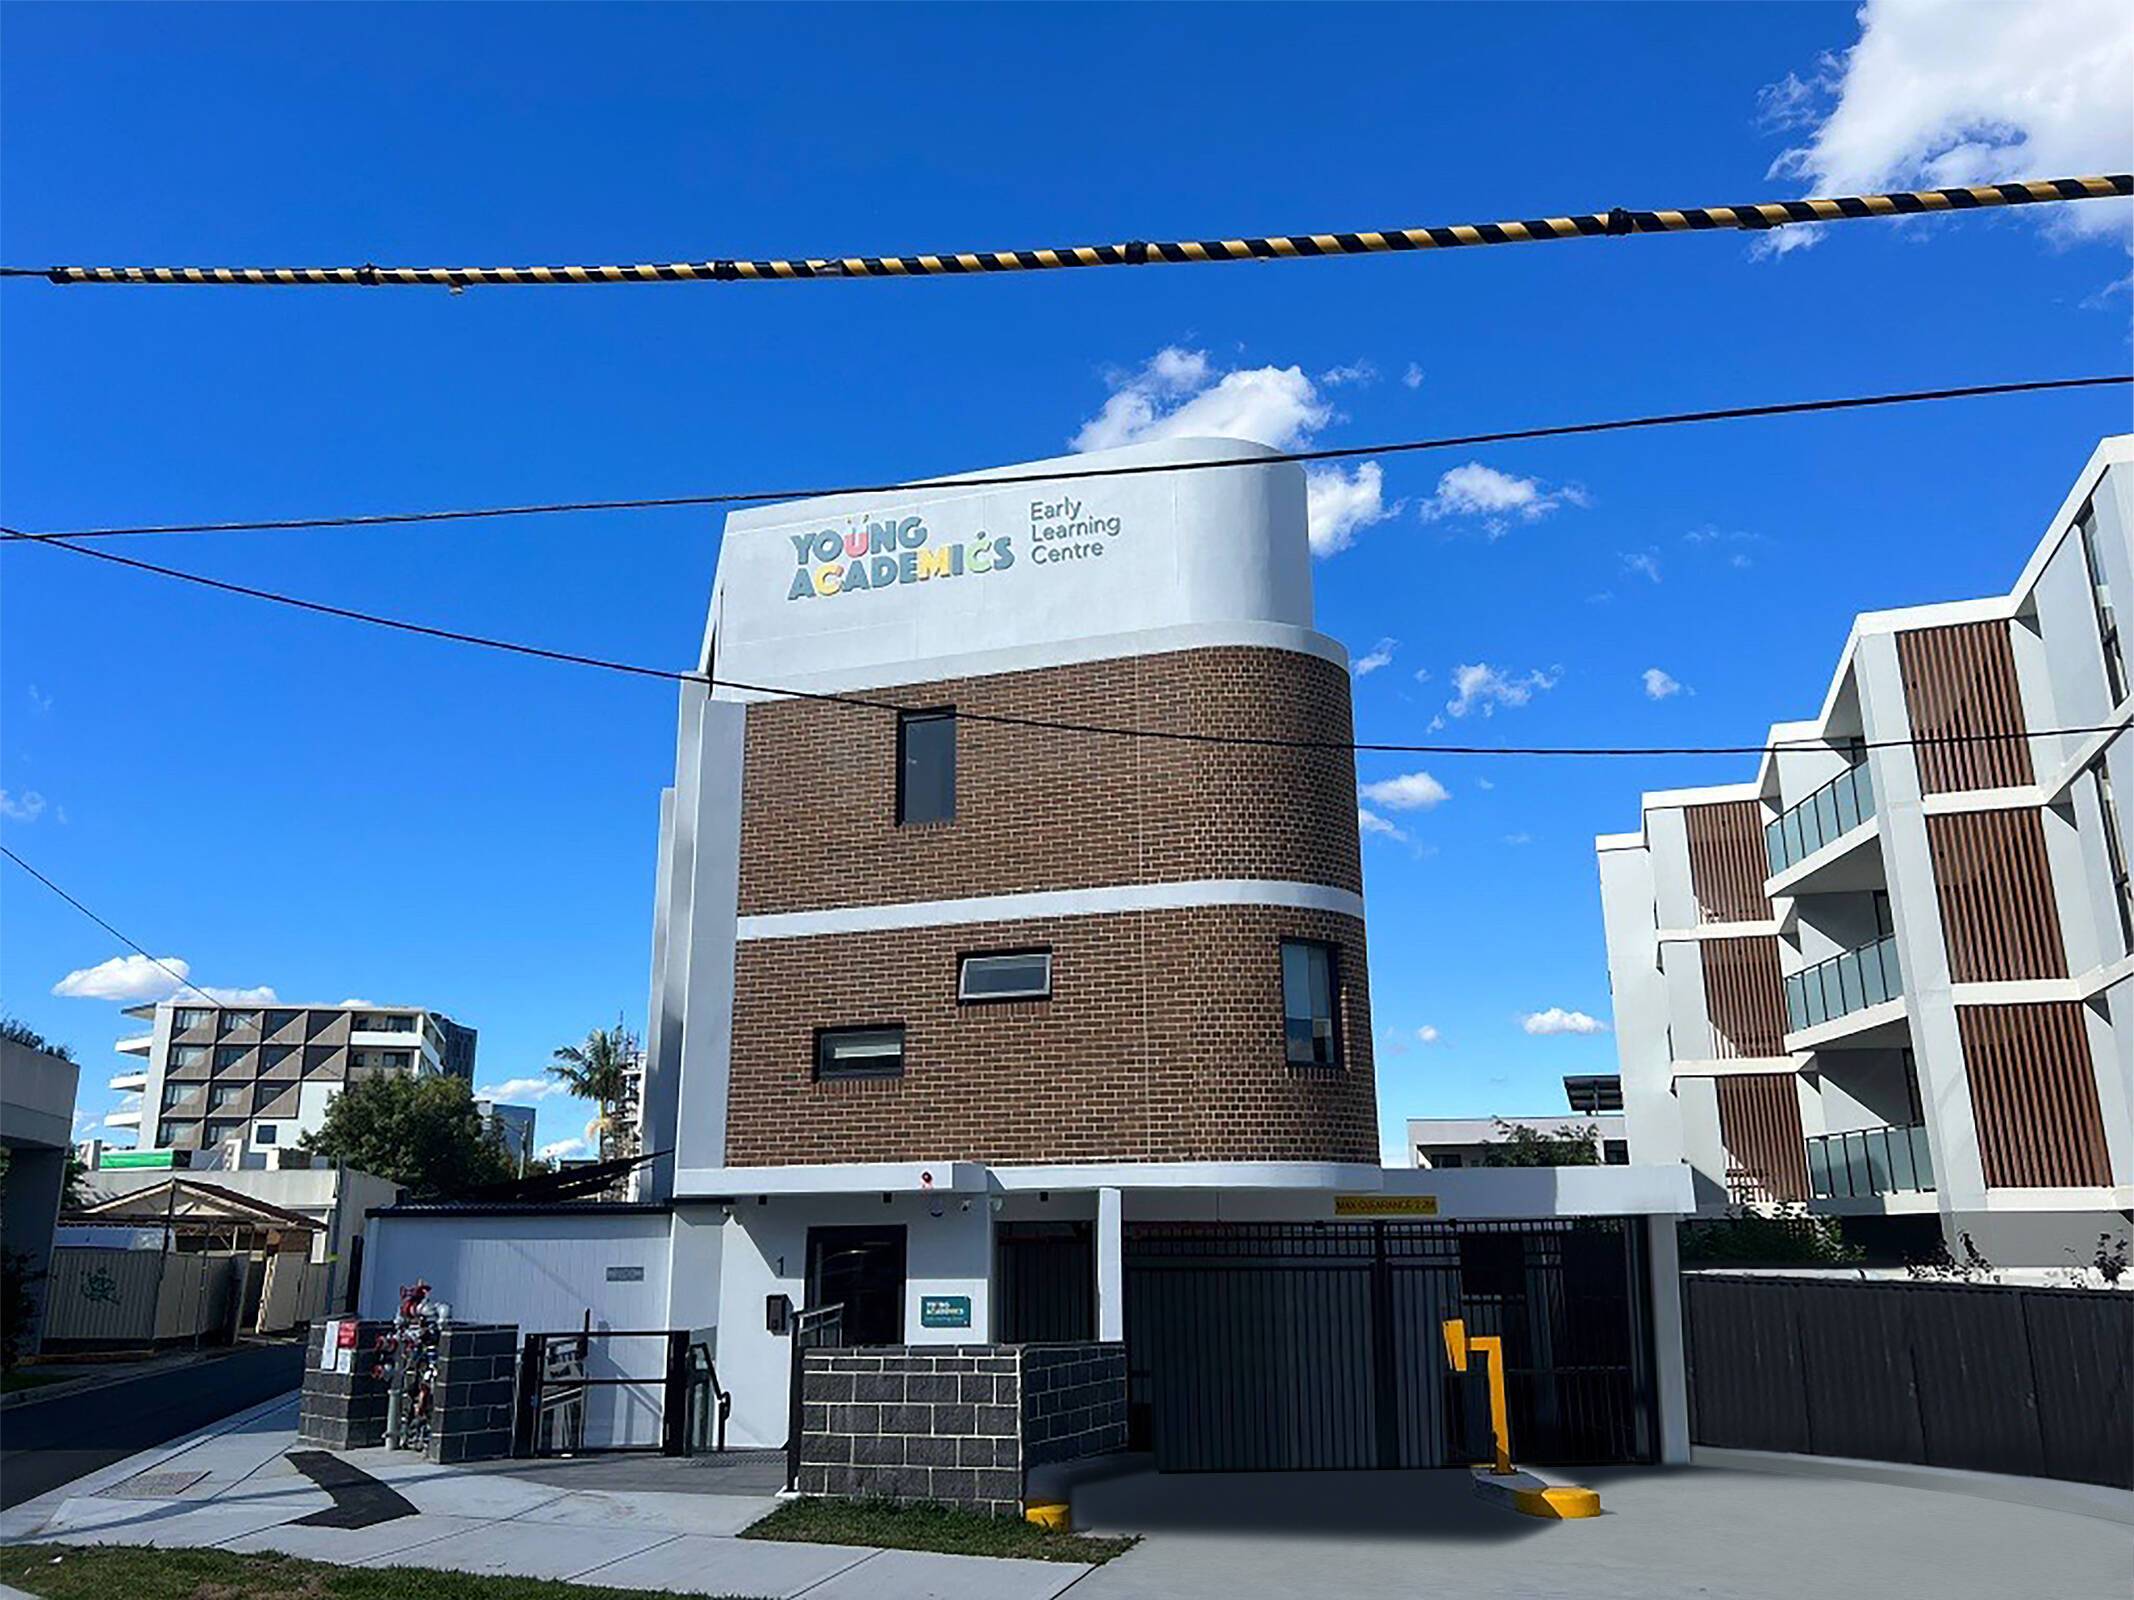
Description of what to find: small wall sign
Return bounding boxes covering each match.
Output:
[920,1295,973,1328]
[606,1265,646,1282]
[1333,1195,1439,1217]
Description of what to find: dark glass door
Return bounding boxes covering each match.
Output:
[806,1225,907,1345]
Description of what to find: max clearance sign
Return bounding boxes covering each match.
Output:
[1333,1195,1439,1217]
[785,498,1124,601]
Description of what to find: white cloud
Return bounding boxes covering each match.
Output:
[336,997,377,1008]
[1358,771,1451,811]
[1419,462,1587,536]
[1073,347,1395,556]
[1351,638,1398,677]
[1475,776,1496,790]
[1402,363,1425,389]
[1503,832,1533,846]
[1,788,47,823]
[1305,462,1397,556]
[477,1075,571,1104]
[1620,549,1662,584]
[1357,806,1409,844]
[1760,0,2134,256]
[53,953,192,1001]
[1643,667,1688,700]
[1444,663,1560,719]
[1521,1007,1610,1037]
[1416,1025,1442,1045]
[539,1137,588,1162]
[1318,361,1376,387]
[26,685,53,715]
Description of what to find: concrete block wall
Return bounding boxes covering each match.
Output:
[428,1322,520,1464]
[796,1342,1126,1516]
[296,1319,392,1449]
[1020,1343,1128,1468]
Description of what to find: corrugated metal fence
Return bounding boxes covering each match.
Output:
[1684,1274,2132,1488]
[42,1248,242,1347]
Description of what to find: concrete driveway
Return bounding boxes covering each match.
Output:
[1065,1463,2134,1600]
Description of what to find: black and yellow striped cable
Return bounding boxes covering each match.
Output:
[3,176,2126,288]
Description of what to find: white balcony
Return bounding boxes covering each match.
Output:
[115,1034,153,1058]
[108,1070,148,1094]
[104,1106,143,1130]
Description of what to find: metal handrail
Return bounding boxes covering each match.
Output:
[687,1340,730,1454]
[1765,762,1875,876]
[784,1303,846,1493]
[1784,932,1903,1032]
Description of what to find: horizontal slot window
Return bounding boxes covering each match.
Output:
[816,1025,905,1082]
[958,950,1052,1003]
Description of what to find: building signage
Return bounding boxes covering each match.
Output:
[321,1317,358,1373]
[100,1149,176,1170]
[919,1295,973,1328]
[785,499,1126,602]
[605,1265,645,1282]
[1333,1195,1439,1217]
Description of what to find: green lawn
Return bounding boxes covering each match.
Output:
[1,1545,760,1600]
[742,1497,1136,1564]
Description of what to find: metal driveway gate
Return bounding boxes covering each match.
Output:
[1124,1220,1654,1472]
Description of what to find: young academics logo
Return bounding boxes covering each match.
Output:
[787,515,1012,601]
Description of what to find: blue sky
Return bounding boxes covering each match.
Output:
[4,3,2129,1164]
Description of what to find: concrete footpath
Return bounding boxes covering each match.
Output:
[0,1392,1088,1599]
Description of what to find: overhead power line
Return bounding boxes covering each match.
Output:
[4,373,2127,546]
[1,844,225,1008]
[10,527,2127,764]
[2,176,2126,289]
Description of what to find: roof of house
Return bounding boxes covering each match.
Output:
[65,1178,322,1232]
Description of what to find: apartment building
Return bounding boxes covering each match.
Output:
[1408,1075,1629,1168]
[108,1001,479,1162]
[1598,437,2134,1266]
[368,437,1694,1473]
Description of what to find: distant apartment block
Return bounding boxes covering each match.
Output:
[109,1001,479,1164]
[1408,1074,1629,1168]
[476,1098,538,1169]
[1597,437,2134,1265]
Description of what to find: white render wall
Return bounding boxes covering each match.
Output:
[1596,438,2134,1264]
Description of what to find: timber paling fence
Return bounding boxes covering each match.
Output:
[1684,1273,2132,1489]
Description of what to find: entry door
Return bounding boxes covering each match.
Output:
[995,1222,1095,1342]
[806,1226,907,1346]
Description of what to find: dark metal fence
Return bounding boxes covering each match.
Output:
[514,1328,710,1457]
[783,1303,845,1491]
[1684,1274,2133,1488]
[1123,1219,1654,1472]
[995,1222,1095,1342]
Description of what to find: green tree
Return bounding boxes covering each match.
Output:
[0,1016,73,1061]
[1480,1120,1602,1167]
[299,1073,515,1195]
[547,1023,641,1161]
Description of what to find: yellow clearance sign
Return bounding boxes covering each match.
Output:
[1333,1195,1439,1217]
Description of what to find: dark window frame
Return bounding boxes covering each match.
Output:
[956,947,1054,1004]
[814,1023,907,1082]
[2077,504,2127,706]
[2092,756,2134,956]
[895,707,957,827]
[1279,937,1344,1070]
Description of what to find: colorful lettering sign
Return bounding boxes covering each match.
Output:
[920,1295,973,1328]
[786,515,1012,601]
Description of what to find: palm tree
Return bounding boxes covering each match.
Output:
[547,1022,642,1162]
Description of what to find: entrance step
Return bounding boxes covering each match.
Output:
[1469,1466,1601,1519]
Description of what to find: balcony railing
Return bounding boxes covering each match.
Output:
[1806,1121,1934,1199]
[1765,762,1875,876]
[1784,932,1903,1032]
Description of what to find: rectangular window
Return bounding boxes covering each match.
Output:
[204,1120,238,1144]
[1604,1139,1630,1166]
[1281,939,1341,1068]
[162,1083,195,1109]
[2094,757,2134,956]
[2078,504,2127,705]
[158,1119,191,1146]
[264,1009,299,1034]
[254,1124,277,1145]
[815,1025,905,1081]
[210,1083,246,1110]
[261,1044,296,1071]
[168,1044,206,1068]
[172,1008,210,1032]
[958,950,1052,1002]
[214,1045,248,1069]
[896,709,956,825]
[219,1010,259,1036]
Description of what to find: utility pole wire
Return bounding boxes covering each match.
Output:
[1,176,2126,289]
[1,844,227,1008]
[3,374,2126,546]
[10,527,2128,763]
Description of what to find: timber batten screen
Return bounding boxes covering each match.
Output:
[1927,811,2068,981]
[1715,1073,1810,1203]
[1897,622,2034,793]
[1957,1004,2113,1188]
[1685,801,1771,924]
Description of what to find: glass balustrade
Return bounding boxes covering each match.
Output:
[1784,933,1903,1032]
[1765,762,1875,876]
[1805,1122,1934,1199]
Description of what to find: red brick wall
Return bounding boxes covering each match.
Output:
[726,907,1378,1166]
[735,647,1362,915]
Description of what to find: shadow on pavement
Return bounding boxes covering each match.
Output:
[1073,1462,1552,1543]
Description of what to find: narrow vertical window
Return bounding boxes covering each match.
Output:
[1281,939,1341,1068]
[2078,504,2126,706]
[897,708,955,825]
[2093,757,2134,956]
